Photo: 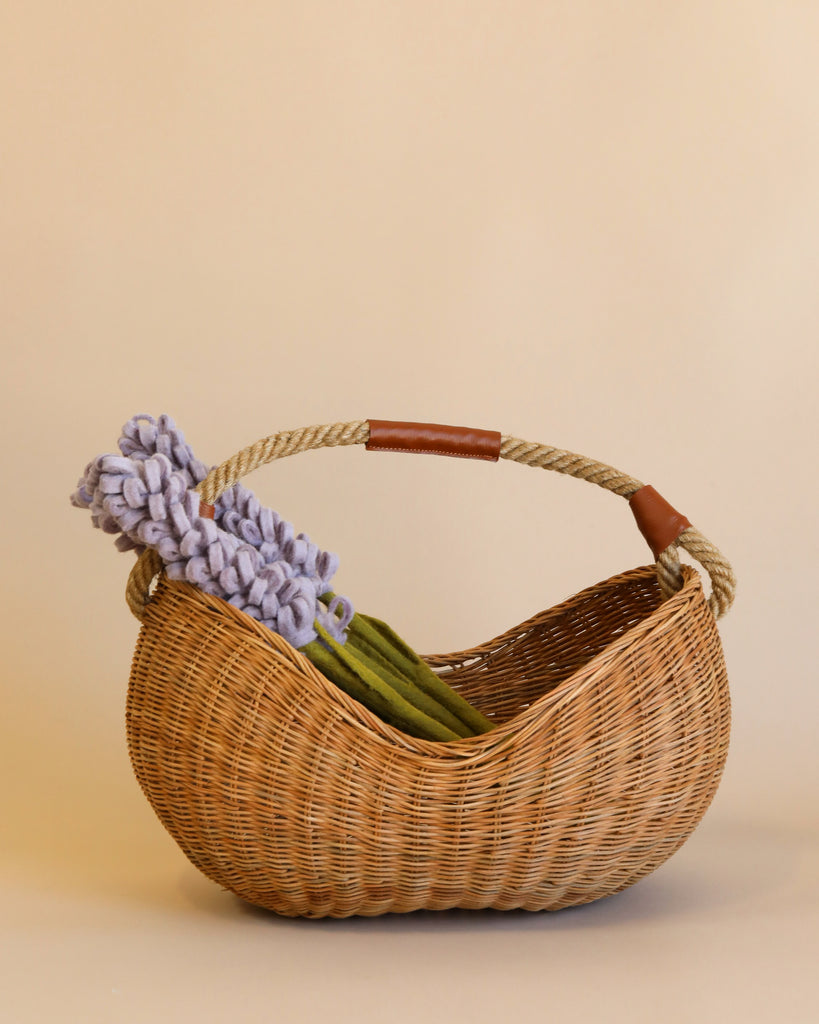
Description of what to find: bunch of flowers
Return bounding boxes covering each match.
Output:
[72,414,495,742]
[72,415,349,648]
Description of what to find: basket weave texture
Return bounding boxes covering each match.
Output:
[127,562,730,918]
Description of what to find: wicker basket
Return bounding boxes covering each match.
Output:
[124,420,735,918]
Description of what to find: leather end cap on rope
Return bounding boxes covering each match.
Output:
[629,485,691,560]
[199,501,216,519]
[365,420,501,461]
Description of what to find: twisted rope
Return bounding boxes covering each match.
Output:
[674,526,737,619]
[656,546,685,601]
[197,421,369,504]
[127,547,162,620]
[128,422,735,621]
[499,434,735,619]
[498,436,645,497]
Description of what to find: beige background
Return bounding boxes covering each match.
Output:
[2,3,817,1022]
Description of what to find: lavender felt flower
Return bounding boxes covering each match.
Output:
[71,416,353,649]
[72,414,497,742]
[117,415,341,583]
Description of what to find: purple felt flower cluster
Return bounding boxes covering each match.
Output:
[71,414,353,649]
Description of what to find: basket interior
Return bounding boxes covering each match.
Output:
[425,566,664,726]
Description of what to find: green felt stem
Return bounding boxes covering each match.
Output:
[318,592,496,736]
[356,612,497,736]
[302,639,429,737]
[349,616,419,678]
[344,634,472,738]
[304,621,461,743]
[300,640,388,717]
[324,604,471,733]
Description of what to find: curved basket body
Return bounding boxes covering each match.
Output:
[126,565,730,918]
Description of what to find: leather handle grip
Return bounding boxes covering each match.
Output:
[365,420,501,461]
[628,485,692,560]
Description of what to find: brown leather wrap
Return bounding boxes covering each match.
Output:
[199,501,215,519]
[366,420,501,461]
[629,485,691,559]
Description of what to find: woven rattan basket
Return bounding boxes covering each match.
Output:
[124,419,735,918]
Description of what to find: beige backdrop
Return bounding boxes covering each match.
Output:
[2,3,817,1022]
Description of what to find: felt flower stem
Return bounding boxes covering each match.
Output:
[342,634,472,738]
[303,622,462,743]
[319,593,497,736]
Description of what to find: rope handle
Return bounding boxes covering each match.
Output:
[127,419,735,621]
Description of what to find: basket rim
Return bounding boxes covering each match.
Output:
[139,562,709,763]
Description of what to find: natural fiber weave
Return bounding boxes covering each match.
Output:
[123,420,733,917]
[127,564,729,917]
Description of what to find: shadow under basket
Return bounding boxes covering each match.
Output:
[127,562,730,919]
